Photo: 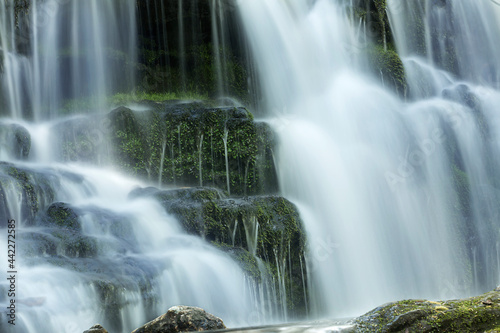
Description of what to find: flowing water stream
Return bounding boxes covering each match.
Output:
[2,0,500,331]
[0,1,275,332]
[238,0,500,317]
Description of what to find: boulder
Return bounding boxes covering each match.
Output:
[0,123,31,160]
[83,324,108,333]
[129,186,308,316]
[355,288,500,332]
[131,305,226,333]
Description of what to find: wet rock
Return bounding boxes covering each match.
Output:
[0,123,31,160]
[9,124,31,159]
[83,324,108,333]
[0,162,57,224]
[130,186,308,316]
[355,288,500,332]
[46,202,80,230]
[131,305,226,333]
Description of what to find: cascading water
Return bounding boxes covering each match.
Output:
[4,0,500,330]
[387,0,500,296]
[0,0,137,121]
[0,1,279,332]
[237,0,500,318]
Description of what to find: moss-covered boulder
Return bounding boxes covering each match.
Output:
[367,45,407,96]
[45,202,80,230]
[110,102,277,195]
[130,186,307,316]
[0,123,31,159]
[0,162,56,225]
[107,106,150,177]
[355,288,500,332]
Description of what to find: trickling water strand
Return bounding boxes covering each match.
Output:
[223,126,231,195]
[299,255,309,315]
[158,136,167,186]
[198,133,204,186]
[210,0,224,97]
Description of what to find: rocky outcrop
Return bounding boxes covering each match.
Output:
[131,306,226,333]
[0,123,31,160]
[130,186,307,316]
[355,288,500,332]
[53,102,278,196]
[0,162,56,224]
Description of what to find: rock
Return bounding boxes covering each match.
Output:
[355,288,500,332]
[131,305,226,333]
[45,202,80,230]
[130,186,308,316]
[83,324,108,333]
[0,123,31,160]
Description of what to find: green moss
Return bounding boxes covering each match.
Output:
[367,45,407,95]
[107,106,149,177]
[110,91,209,105]
[46,202,80,230]
[127,103,277,195]
[135,186,307,316]
[356,290,500,332]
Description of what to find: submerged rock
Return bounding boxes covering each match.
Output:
[355,288,500,332]
[131,305,226,333]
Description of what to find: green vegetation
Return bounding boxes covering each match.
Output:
[367,45,407,95]
[106,103,277,196]
[356,289,500,332]
[110,91,209,105]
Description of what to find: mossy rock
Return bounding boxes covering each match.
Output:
[0,123,31,160]
[131,186,307,317]
[355,289,500,332]
[212,243,264,281]
[0,162,56,224]
[51,229,99,258]
[107,106,149,177]
[45,202,80,230]
[367,45,407,96]
[115,102,277,195]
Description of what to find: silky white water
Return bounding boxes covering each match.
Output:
[0,1,277,331]
[238,0,500,317]
[3,0,500,329]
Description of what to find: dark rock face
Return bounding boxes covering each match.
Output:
[83,324,108,333]
[132,305,226,333]
[355,289,500,332]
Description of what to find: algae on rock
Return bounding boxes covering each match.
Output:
[130,186,308,317]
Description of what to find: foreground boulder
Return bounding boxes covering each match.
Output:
[132,306,226,333]
[355,288,500,332]
[83,324,108,333]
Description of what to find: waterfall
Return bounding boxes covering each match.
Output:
[0,0,137,121]
[3,0,500,329]
[237,0,500,317]
[0,1,276,331]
